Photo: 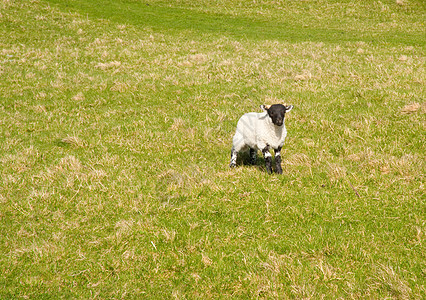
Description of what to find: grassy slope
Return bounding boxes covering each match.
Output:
[47,0,425,45]
[0,0,425,298]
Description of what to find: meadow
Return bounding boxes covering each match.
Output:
[0,0,425,298]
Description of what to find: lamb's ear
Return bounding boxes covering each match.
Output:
[285,105,293,112]
[260,105,271,112]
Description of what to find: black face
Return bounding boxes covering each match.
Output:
[267,104,286,126]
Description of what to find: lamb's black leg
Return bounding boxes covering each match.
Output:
[262,145,272,174]
[275,146,282,174]
[230,147,237,168]
[249,148,257,165]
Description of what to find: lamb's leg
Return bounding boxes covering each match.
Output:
[275,146,283,174]
[230,147,238,168]
[249,148,257,165]
[262,145,272,174]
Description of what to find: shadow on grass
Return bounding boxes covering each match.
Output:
[233,151,268,173]
[54,138,71,148]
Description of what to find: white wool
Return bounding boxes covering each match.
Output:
[232,111,288,152]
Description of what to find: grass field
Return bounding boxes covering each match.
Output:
[1,0,425,298]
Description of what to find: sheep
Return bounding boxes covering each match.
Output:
[229,104,293,174]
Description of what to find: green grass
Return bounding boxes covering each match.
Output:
[46,0,425,45]
[1,0,425,298]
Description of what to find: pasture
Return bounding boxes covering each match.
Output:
[0,0,425,298]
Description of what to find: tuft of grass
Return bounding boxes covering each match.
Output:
[0,0,424,298]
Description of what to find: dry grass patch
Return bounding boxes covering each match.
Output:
[369,264,413,299]
[61,135,87,148]
[400,102,424,114]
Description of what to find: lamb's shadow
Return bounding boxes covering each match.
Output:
[235,151,267,171]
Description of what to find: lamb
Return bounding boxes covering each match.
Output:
[229,104,293,174]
